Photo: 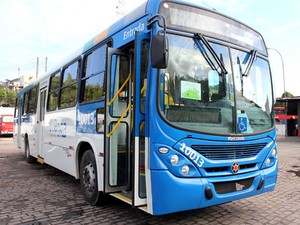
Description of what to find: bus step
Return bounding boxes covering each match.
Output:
[37,156,45,164]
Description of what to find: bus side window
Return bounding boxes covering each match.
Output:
[80,45,106,103]
[60,60,79,108]
[27,86,38,114]
[22,92,29,116]
[47,71,61,111]
[14,97,19,118]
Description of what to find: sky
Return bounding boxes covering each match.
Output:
[0,0,299,97]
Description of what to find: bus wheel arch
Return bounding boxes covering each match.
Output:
[24,134,36,164]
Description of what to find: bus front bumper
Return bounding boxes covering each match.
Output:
[150,162,277,215]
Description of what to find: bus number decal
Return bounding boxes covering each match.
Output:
[179,143,204,167]
[77,110,96,134]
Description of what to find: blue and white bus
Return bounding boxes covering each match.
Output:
[14,0,278,215]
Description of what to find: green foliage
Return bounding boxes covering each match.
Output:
[0,85,17,107]
[282,91,293,98]
[6,90,17,107]
[275,92,294,107]
[0,86,7,104]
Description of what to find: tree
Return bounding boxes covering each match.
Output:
[275,92,294,107]
[282,91,293,98]
[6,89,17,107]
[0,86,7,105]
[0,85,17,107]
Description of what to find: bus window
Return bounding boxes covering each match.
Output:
[27,86,38,114]
[14,97,19,118]
[140,40,150,114]
[81,45,106,103]
[47,71,60,111]
[22,92,29,116]
[60,60,79,108]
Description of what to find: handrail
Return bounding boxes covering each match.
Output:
[107,73,131,106]
[106,104,131,138]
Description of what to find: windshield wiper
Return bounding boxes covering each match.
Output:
[193,33,228,75]
[242,49,257,77]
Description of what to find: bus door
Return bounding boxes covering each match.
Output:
[104,33,150,207]
[132,32,150,206]
[37,88,47,159]
[104,48,132,195]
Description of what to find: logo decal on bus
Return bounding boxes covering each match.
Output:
[49,119,66,138]
[123,22,145,40]
[179,143,204,167]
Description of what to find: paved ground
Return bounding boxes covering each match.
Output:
[0,136,299,225]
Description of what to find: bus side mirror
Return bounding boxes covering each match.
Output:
[151,35,169,69]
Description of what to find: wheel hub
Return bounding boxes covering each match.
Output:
[82,162,96,193]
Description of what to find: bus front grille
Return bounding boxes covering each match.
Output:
[191,143,267,160]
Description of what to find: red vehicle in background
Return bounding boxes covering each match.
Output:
[0,114,14,136]
[275,106,298,136]
[274,106,298,122]
[0,107,14,136]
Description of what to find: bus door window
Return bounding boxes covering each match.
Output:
[109,54,131,117]
[138,40,149,199]
[140,40,150,114]
[39,90,46,122]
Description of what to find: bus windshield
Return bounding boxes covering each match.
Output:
[159,34,273,135]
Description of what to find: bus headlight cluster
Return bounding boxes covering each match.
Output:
[169,154,193,176]
[156,146,201,177]
[262,147,277,169]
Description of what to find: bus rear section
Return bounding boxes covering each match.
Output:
[0,115,14,136]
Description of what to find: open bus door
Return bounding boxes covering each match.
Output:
[104,48,132,197]
[104,32,150,208]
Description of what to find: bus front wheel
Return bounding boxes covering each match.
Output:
[80,150,103,205]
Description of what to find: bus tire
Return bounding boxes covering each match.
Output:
[25,139,36,164]
[80,150,103,205]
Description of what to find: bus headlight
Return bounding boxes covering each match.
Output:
[158,147,169,154]
[266,158,271,167]
[181,165,190,176]
[262,145,277,169]
[171,155,179,165]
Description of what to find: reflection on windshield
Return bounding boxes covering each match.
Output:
[232,49,273,133]
[160,34,234,135]
[159,34,274,135]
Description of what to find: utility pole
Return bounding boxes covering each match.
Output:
[36,57,39,78]
[45,57,48,72]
